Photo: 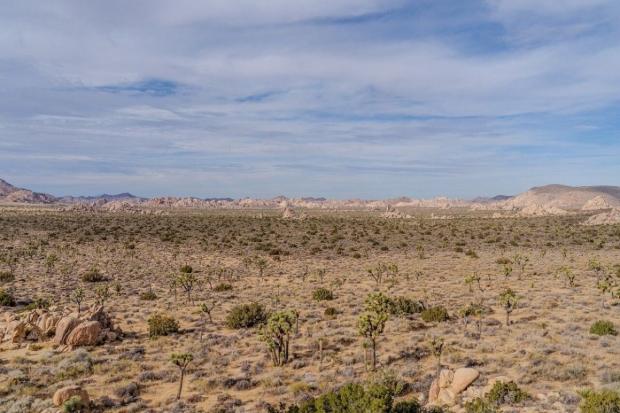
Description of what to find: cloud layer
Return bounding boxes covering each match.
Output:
[1,0,619,198]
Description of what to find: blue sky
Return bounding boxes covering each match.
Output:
[1,0,619,199]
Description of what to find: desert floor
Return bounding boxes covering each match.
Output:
[0,208,619,412]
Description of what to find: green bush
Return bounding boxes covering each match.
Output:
[0,271,14,283]
[214,283,233,292]
[225,303,267,329]
[267,381,443,413]
[147,313,179,338]
[312,288,334,301]
[421,306,449,323]
[0,289,15,306]
[180,264,193,273]
[485,381,529,405]
[63,396,87,413]
[579,389,620,413]
[388,297,426,316]
[590,320,617,336]
[464,398,499,413]
[81,268,106,282]
[25,297,50,311]
[140,290,158,301]
[324,307,338,317]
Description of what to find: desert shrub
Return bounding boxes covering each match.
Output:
[324,307,338,317]
[180,264,193,273]
[81,268,106,282]
[140,290,157,301]
[0,289,15,306]
[590,320,617,336]
[579,389,620,413]
[214,283,233,292]
[312,288,334,301]
[225,303,267,329]
[267,382,439,413]
[0,271,14,282]
[464,398,499,413]
[421,306,449,323]
[388,297,425,316]
[485,381,529,405]
[25,297,50,311]
[495,257,512,265]
[148,313,179,338]
[63,396,87,413]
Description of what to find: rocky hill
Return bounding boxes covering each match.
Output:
[504,184,620,210]
[0,179,56,203]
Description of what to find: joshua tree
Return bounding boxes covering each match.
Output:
[588,258,605,283]
[259,310,297,366]
[357,292,390,370]
[255,257,268,279]
[177,265,198,303]
[170,353,193,400]
[366,263,388,287]
[512,254,529,279]
[557,266,576,287]
[45,253,58,275]
[499,288,518,326]
[199,300,217,340]
[464,273,481,293]
[70,287,85,314]
[94,284,111,307]
[428,335,445,377]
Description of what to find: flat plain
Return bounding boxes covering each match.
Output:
[1,207,619,412]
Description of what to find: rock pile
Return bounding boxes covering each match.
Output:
[428,367,480,407]
[2,305,121,348]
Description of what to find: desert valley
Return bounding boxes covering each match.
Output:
[0,178,619,413]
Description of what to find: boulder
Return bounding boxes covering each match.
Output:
[53,317,81,345]
[66,320,101,347]
[52,385,89,406]
[438,369,454,388]
[5,320,27,343]
[428,379,440,403]
[437,388,456,406]
[450,368,480,394]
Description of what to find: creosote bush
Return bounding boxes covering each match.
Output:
[214,283,233,292]
[266,381,446,413]
[579,389,620,413]
[0,289,16,306]
[485,381,530,405]
[421,306,449,323]
[388,296,426,316]
[312,288,334,301]
[140,290,158,301]
[225,302,267,329]
[148,313,180,338]
[589,320,617,336]
[0,271,14,283]
[81,268,106,282]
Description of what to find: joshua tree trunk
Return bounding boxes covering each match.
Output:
[176,370,185,400]
[505,310,510,326]
[371,339,377,370]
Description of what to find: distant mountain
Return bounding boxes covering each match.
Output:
[506,184,620,210]
[0,178,56,203]
[59,193,145,203]
[472,194,514,203]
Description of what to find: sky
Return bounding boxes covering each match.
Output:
[1,0,620,199]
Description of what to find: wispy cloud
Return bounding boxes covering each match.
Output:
[0,0,619,198]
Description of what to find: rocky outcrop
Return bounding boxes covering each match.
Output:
[66,321,102,346]
[583,208,620,226]
[53,316,82,345]
[582,195,613,211]
[53,385,89,406]
[428,368,480,406]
